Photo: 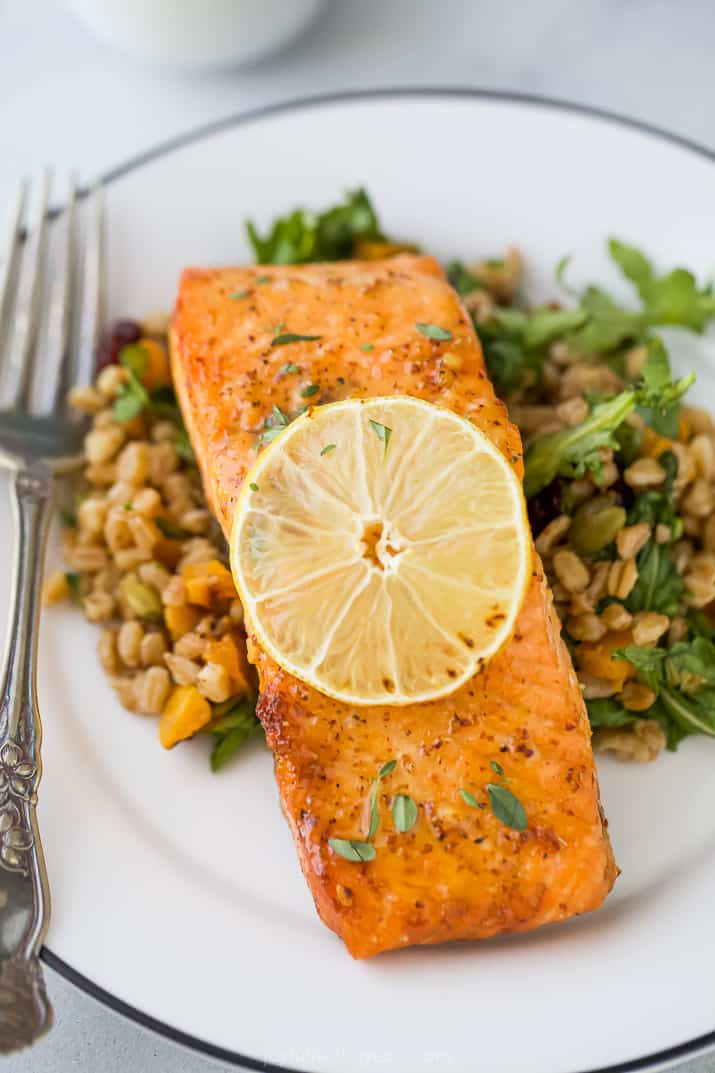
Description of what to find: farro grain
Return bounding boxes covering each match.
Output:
[138,560,171,593]
[66,544,108,572]
[593,719,666,762]
[682,405,715,437]
[107,479,137,507]
[151,420,178,443]
[552,549,590,593]
[655,523,672,544]
[668,617,689,644]
[86,462,117,486]
[534,515,571,556]
[82,591,115,623]
[585,561,610,604]
[688,434,715,482]
[132,487,162,516]
[179,539,221,570]
[600,603,633,631]
[97,629,119,674]
[672,539,694,574]
[682,478,715,518]
[229,600,244,626]
[196,662,231,703]
[104,510,133,551]
[117,620,143,667]
[607,557,638,600]
[149,442,179,484]
[556,396,589,426]
[671,443,696,491]
[174,632,206,660]
[632,611,670,647]
[128,514,160,551]
[623,458,666,489]
[566,613,606,642]
[162,576,186,607]
[580,673,617,700]
[624,345,648,380]
[92,408,117,429]
[703,514,715,553]
[164,653,199,685]
[117,441,150,485]
[68,384,104,413]
[134,667,171,714]
[111,676,137,712]
[77,496,108,536]
[114,547,153,571]
[139,631,168,667]
[84,425,125,465]
[179,509,210,535]
[616,522,650,560]
[96,365,127,398]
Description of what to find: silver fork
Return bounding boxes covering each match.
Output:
[0,173,102,1052]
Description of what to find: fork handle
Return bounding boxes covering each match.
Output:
[0,463,54,946]
[0,465,55,1051]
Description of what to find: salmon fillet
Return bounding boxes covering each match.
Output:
[171,255,617,958]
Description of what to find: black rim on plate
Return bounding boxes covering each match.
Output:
[40,87,715,1073]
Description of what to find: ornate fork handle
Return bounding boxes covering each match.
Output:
[0,463,55,1051]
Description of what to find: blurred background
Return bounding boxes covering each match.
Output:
[2,0,714,1070]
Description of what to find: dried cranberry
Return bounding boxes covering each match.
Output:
[95,319,142,370]
[528,478,562,537]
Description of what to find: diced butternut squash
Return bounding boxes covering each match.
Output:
[164,603,202,640]
[576,628,636,690]
[354,239,419,261]
[138,338,172,392]
[182,559,236,607]
[160,684,211,748]
[204,633,255,695]
[640,427,672,460]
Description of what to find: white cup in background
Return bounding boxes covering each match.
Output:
[68,0,327,72]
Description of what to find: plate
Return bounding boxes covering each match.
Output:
[11,91,715,1073]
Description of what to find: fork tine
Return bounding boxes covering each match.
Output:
[71,182,103,396]
[0,180,28,355]
[0,171,50,409]
[29,173,76,415]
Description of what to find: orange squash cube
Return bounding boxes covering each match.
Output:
[160,684,211,748]
[164,603,202,640]
[138,338,172,392]
[577,628,636,690]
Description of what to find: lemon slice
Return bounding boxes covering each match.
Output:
[230,397,531,706]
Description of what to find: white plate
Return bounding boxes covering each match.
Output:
[12,91,715,1073]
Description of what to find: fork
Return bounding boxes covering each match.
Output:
[0,173,102,1052]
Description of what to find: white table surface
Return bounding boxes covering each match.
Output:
[2,1,715,1070]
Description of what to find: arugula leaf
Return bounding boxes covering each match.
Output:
[328,838,377,863]
[247,189,384,265]
[391,794,418,833]
[659,686,715,739]
[208,697,262,772]
[625,539,684,616]
[667,637,715,693]
[612,644,667,693]
[114,370,149,422]
[567,286,645,355]
[586,698,637,729]
[609,238,715,332]
[525,346,693,497]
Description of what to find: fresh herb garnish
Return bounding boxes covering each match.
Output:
[271,333,322,347]
[123,502,133,511]
[523,343,694,497]
[459,788,484,809]
[328,838,377,863]
[359,343,374,352]
[279,362,301,375]
[391,794,418,833]
[229,290,250,300]
[65,572,81,602]
[446,260,483,297]
[300,383,320,398]
[486,783,528,831]
[256,405,290,447]
[489,760,505,777]
[608,237,715,332]
[320,443,337,457]
[416,322,452,341]
[154,517,187,540]
[365,759,397,839]
[256,274,271,284]
[249,482,259,492]
[247,189,385,265]
[58,507,76,528]
[368,419,392,456]
[586,698,637,729]
[207,696,262,772]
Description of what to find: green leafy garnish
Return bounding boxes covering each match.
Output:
[586,698,637,729]
[368,419,392,456]
[365,759,397,839]
[58,507,76,528]
[229,290,250,300]
[446,260,483,297]
[247,189,384,265]
[612,645,667,692]
[300,383,320,398]
[208,697,262,772]
[279,362,301,375]
[459,788,484,809]
[114,367,150,422]
[608,237,715,332]
[257,405,290,447]
[320,443,336,457]
[328,838,377,863]
[625,539,684,616]
[154,516,187,540]
[524,344,694,496]
[359,343,374,353]
[271,332,322,347]
[249,482,259,492]
[416,322,452,341]
[391,794,418,833]
[486,784,527,831]
[65,572,81,602]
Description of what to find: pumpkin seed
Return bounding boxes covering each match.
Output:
[569,494,627,555]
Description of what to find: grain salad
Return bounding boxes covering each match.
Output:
[43,190,715,768]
